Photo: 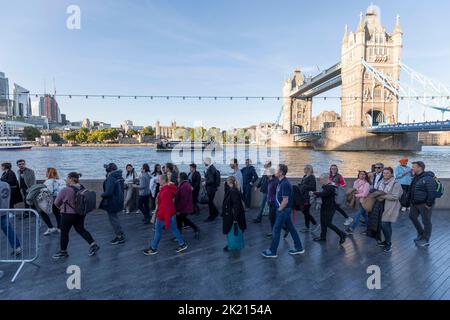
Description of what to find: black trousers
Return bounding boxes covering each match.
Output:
[176,213,199,233]
[138,195,151,220]
[302,204,317,228]
[320,209,345,239]
[207,188,219,219]
[60,213,95,251]
[52,203,62,228]
[335,204,349,219]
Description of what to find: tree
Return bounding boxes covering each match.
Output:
[23,126,41,141]
[50,133,64,143]
[141,126,154,137]
[63,130,77,142]
[126,129,138,137]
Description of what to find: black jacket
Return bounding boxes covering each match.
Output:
[409,171,437,207]
[241,165,258,186]
[256,175,269,194]
[205,165,218,191]
[314,184,336,214]
[189,171,201,193]
[1,170,23,206]
[222,187,246,234]
[100,170,125,213]
[299,175,316,205]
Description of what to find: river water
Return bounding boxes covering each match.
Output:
[2,146,449,179]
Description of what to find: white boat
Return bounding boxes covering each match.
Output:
[0,136,33,150]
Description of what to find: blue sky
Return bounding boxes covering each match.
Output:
[1,0,450,128]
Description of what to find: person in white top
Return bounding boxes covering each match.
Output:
[123,164,138,214]
[43,168,65,235]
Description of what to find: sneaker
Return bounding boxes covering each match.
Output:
[344,217,354,227]
[176,243,188,253]
[339,234,347,245]
[384,243,392,252]
[14,247,23,257]
[377,241,387,247]
[416,240,430,247]
[266,233,273,238]
[401,207,407,212]
[345,227,354,235]
[261,249,278,259]
[288,248,305,256]
[44,228,58,236]
[143,248,158,256]
[110,236,125,245]
[52,251,69,260]
[414,235,423,242]
[253,218,262,224]
[299,227,310,233]
[88,244,100,256]
[313,237,326,242]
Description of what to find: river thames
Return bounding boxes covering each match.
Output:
[1,145,449,179]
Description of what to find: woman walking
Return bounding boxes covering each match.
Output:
[138,164,152,224]
[124,164,138,214]
[329,164,353,226]
[43,168,64,233]
[52,172,99,260]
[1,163,23,208]
[175,172,200,239]
[345,171,371,235]
[143,174,187,255]
[222,176,246,252]
[298,165,319,233]
[376,167,403,252]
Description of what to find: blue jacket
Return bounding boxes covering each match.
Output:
[100,170,125,213]
[241,165,258,186]
[395,165,413,186]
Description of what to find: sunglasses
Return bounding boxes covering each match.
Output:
[375,167,382,169]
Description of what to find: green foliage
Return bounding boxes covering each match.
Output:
[63,128,120,144]
[140,126,154,136]
[22,126,41,141]
[50,133,64,143]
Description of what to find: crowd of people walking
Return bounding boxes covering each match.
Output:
[0,155,443,267]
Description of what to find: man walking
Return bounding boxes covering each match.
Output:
[241,159,258,209]
[261,164,304,258]
[203,157,220,222]
[188,163,201,214]
[227,158,243,193]
[409,161,437,247]
[16,159,36,208]
[253,161,272,223]
[100,163,126,244]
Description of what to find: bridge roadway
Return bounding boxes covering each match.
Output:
[2,205,450,300]
[290,63,341,98]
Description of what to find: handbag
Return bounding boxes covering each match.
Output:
[227,222,245,251]
[199,185,209,204]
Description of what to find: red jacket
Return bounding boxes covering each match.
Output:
[175,180,193,214]
[156,183,177,228]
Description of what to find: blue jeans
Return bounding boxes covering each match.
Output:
[256,193,268,220]
[151,216,186,249]
[351,206,369,230]
[1,214,21,249]
[270,208,303,254]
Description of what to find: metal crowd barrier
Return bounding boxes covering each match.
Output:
[0,209,40,282]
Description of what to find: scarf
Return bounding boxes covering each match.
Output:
[378,177,395,194]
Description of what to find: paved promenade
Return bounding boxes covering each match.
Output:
[1,207,450,300]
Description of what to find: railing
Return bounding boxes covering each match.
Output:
[368,121,450,133]
[0,209,40,282]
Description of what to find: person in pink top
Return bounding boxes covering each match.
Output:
[346,171,371,235]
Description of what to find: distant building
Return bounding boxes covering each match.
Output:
[0,120,36,137]
[121,120,143,132]
[311,111,341,131]
[60,114,68,125]
[93,121,111,129]
[14,116,49,130]
[12,84,31,117]
[155,120,176,139]
[82,118,91,129]
[0,72,10,118]
[419,132,450,146]
[39,94,61,123]
[31,100,40,116]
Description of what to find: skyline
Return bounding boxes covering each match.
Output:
[2,1,450,128]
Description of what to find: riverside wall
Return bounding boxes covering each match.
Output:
[78,177,450,210]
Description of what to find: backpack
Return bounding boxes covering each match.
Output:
[435,178,444,199]
[26,184,48,206]
[335,185,347,207]
[292,185,303,211]
[67,186,97,216]
[214,169,221,188]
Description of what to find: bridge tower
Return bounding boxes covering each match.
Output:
[341,5,403,127]
[281,69,312,134]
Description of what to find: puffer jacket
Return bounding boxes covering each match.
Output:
[156,183,178,229]
[409,171,437,207]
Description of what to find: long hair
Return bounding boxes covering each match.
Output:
[304,165,314,176]
[357,171,371,184]
[47,168,59,179]
[126,164,135,177]
[329,164,339,177]
[227,175,239,190]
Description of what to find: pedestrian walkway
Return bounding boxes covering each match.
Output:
[1,208,450,300]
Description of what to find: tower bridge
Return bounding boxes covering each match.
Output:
[273,5,450,151]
